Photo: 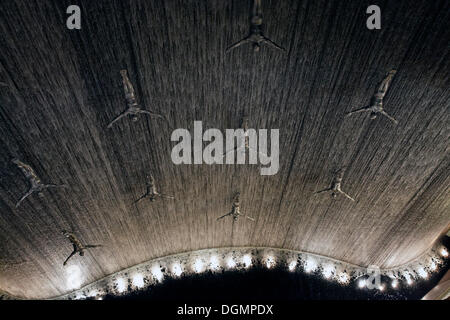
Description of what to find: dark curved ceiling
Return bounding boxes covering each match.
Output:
[0,0,449,299]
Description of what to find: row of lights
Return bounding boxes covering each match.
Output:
[72,247,448,299]
[357,273,408,291]
[355,248,448,291]
[106,254,254,297]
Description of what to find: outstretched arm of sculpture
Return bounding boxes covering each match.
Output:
[262,36,285,51]
[107,110,130,128]
[314,187,332,194]
[380,110,398,125]
[158,193,175,199]
[340,190,355,202]
[217,212,232,221]
[138,110,165,120]
[63,250,77,266]
[226,37,250,52]
[84,244,102,249]
[15,189,34,208]
[345,106,370,117]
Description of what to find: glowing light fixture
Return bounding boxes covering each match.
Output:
[338,272,349,284]
[88,290,98,297]
[172,263,183,276]
[116,278,127,293]
[440,248,448,257]
[242,255,252,268]
[132,273,144,288]
[226,257,236,268]
[75,293,86,300]
[378,284,385,292]
[418,267,428,279]
[404,273,413,285]
[151,265,164,281]
[210,255,220,270]
[358,279,366,288]
[322,264,334,279]
[288,260,297,271]
[391,279,398,288]
[193,259,204,273]
[265,256,275,269]
[304,258,317,273]
[429,261,437,271]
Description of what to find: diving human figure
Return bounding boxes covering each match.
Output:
[315,169,355,201]
[217,192,255,222]
[107,70,165,128]
[134,174,174,203]
[226,0,285,52]
[223,116,267,160]
[12,159,67,208]
[62,230,102,266]
[346,70,398,124]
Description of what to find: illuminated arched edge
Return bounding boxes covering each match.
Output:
[56,243,448,300]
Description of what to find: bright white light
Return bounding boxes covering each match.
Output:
[440,248,448,257]
[172,263,183,276]
[116,278,127,293]
[358,279,366,288]
[193,259,204,273]
[132,274,144,288]
[210,255,220,270]
[404,273,413,285]
[322,265,334,279]
[226,257,236,268]
[304,258,317,273]
[242,255,252,268]
[429,261,437,271]
[152,265,164,281]
[288,260,297,271]
[265,256,275,269]
[88,290,98,297]
[391,279,398,289]
[66,265,82,290]
[418,267,428,279]
[75,293,86,300]
[338,272,349,284]
[378,284,385,292]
